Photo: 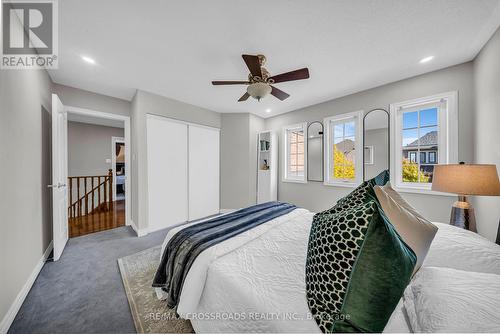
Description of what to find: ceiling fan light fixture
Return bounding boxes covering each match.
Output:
[247,82,272,101]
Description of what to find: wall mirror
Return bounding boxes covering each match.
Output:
[363,109,389,181]
[307,121,324,182]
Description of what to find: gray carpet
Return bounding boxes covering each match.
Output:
[9,226,171,334]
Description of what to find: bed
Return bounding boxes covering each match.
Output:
[157,207,500,333]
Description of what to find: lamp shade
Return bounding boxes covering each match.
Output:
[431,164,500,196]
[247,82,272,101]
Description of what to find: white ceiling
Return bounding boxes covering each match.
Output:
[49,0,500,118]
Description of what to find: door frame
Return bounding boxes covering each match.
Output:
[111,136,125,201]
[65,105,132,228]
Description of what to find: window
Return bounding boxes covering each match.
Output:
[283,123,307,182]
[391,91,458,191]
[409,151,417,163]
[324,111,363,186]
[428,151,437,164]
[420,152,427,164]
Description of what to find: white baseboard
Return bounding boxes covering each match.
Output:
[130,220,148,237]
[220,208,238,214]
[0,241,53,334]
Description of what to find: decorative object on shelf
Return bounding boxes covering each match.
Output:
[363,108,389,181]
[260,140,270,151]
[307,121,324,182]
[431,162,500,232]
[261,159,269,170]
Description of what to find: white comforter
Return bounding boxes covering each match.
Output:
[158,208,500,333]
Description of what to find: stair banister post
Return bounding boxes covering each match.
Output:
[108,169,113,210]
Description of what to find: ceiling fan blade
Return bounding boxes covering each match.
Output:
[269,68,309,83]
[212,81,249,85]
[238,92,250,102]
[242,54,262,77]
[270,86,290,101]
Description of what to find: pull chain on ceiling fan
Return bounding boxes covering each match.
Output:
[212,54,310,102]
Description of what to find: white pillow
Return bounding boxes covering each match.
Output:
[424,222,500,275]
[374,184,437,274]
[404,266,500,333]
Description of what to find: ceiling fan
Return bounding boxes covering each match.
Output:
[212,54,310,102]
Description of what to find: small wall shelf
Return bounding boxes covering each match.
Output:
[257,131,277,203]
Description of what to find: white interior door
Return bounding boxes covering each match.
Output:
[188,125,220,220]
[51,94,68,261]
[147,115,188,232]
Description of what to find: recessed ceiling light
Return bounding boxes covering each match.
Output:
[419,56,434,64]
[266,109,271,113]
[81,56,96,64]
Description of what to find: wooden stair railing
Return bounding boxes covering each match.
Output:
[68,169,113,219]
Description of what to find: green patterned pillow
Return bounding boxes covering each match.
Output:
[317,170,390,217]
[305,200,416,333]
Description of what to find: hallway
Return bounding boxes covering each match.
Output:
[68,200,125,238]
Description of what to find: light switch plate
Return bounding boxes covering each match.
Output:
[106,158,111,164]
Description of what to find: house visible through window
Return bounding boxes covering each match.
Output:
[391,91,458,191]
[402,107,438,183]
[324,111,362,186]
[283,123,306,182]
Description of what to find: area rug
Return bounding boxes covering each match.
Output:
[118,246,194,333]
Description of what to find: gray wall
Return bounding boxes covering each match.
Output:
[131,90,221,230]
[220,114,251,209]
[220,113,265,209]
[265,62,475,223]
[473,27,500,241]
[364,128,389,180]
[68,122,124,177]
[53,83,130,117]
[0,69,52,324]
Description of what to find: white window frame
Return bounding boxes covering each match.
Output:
[324,110,363,187]
[364,146,374,165]
[282,122,307,183]
[390,91,458,194]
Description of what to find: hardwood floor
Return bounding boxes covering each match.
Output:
[69,200,125,238]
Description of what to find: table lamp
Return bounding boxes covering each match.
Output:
[431,162,500,232]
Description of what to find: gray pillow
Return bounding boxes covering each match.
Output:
[374,183,437,274]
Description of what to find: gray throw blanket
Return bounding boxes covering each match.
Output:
[152,201,297,308]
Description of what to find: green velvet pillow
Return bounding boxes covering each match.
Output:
[305,200,416,333]
[317,170,389,217]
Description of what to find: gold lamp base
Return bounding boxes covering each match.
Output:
[450,196,477,232]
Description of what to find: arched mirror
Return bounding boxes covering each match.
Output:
[307,121,324,182]
[363,109,389,181]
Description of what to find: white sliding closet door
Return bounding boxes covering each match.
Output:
[188,125,220,220]
[147,115,188,232]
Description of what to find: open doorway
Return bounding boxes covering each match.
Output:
[65,107,131,238]
[112,137,126,201]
